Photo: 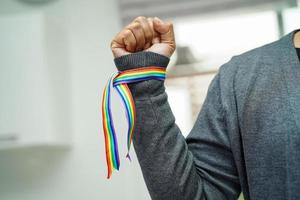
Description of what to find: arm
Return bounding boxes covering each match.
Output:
[111,16,241,200]
[115,51,241,200]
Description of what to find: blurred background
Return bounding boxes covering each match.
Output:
[0,0,299,199]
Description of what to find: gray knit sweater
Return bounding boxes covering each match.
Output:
[114,30,300,200]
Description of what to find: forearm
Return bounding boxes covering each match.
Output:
[132,80,203,200]
[115,52,202,199]
[114,52,240,200]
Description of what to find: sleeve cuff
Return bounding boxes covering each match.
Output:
[114,51,170,71]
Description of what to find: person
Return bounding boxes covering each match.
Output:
[110,16,300,200]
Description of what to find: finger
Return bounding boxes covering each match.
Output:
[111,31,127,58]
[126,21,145,51]
[153,17,176,48]
[123,29,136,52]
[111,30,125,49]
[134,16,153,49]
[147,17,160,44]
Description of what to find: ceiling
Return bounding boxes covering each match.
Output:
[118,0,298,24]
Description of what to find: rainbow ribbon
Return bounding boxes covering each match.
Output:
[102,66,167,178]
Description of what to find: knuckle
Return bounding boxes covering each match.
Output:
[135,16,146,21]
[123,29,131,37]
[147,17,154,24]
[132,22,142,30]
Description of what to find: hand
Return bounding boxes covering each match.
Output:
[111,16,176,58]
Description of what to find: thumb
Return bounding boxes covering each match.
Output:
[153,17,175,47]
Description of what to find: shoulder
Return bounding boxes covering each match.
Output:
[218,38,282,91]
[215,38,284,112]
[219,38,280,81]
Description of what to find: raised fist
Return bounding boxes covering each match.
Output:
[111,16,176,58]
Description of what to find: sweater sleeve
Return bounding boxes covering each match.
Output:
[114,51,241,200]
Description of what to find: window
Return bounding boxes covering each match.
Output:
[166,11,280,137]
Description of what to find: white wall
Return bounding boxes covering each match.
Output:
[0,0,150,199]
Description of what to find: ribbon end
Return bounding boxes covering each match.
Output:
[126,153,132,162]
[107,171,112,179]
